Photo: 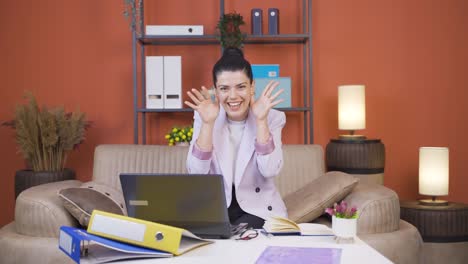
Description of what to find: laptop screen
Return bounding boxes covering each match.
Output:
[119,173,231,238]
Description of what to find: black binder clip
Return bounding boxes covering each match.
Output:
[80,239,90,257]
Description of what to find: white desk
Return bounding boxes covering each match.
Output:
[118,235,392,264]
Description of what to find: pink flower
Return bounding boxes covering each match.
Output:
[335,203,342,214]
[340,201,348,212]
[325,201,359,219]
[325,207,335,216]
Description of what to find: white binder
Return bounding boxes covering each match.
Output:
[146,25,204,36]
[145,56,164,109]
[163,56,182,109]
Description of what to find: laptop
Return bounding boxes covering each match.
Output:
[119,173,235,239]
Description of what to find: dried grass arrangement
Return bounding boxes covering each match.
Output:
[2,92,90,172]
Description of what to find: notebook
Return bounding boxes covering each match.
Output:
[120,173,233,239]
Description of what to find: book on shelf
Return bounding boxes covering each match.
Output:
[59,226,172,264]
[256,246,342,264]
[86,210,213,256]
[262,216,334,236]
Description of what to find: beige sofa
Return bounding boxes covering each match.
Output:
[0,144,422,263]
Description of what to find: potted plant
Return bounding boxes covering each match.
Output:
[165,125,193,146]
[2,92,90,198]
[216,12,246,49]
[325,201,358,243]
[123,0,143,37]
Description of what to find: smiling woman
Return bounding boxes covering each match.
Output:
[215,71,252,121]
[185,48,286,229]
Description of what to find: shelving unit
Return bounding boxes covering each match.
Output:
[131,0,313,144]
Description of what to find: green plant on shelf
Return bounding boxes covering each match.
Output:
[123,0,143,37]
[216,12,246,49]
[165,126,193,146]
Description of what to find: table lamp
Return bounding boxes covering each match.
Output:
[338,85,366,140]
[419,147,449,206]
[326,84,385,185]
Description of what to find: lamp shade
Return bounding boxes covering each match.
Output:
[419,147,449,196]
[338,85,366,130]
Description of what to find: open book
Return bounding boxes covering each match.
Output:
[263,216,333,236]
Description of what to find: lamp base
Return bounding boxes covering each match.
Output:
[338,134,366,140]
[419,199,449,206]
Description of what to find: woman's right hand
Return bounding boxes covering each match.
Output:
[185,86,219,125]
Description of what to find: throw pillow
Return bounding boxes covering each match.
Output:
[283,171,359,223]
[58,181,127,227]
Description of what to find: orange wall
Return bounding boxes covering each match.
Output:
[312,0,468,204]
[1,0,467,227]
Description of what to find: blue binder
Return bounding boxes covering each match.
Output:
[254,77,291,108]
[251,8,263,35]
[252,64,280,78]
[58,226,172,264]
[268,8,280,34]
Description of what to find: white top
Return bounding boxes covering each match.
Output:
[227,119,246,185]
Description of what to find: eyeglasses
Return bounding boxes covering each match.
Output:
[236,228,258,241]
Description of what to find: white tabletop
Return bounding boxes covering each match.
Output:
[116,234,392,264]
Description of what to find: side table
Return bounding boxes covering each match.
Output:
[400,200,468,264]
[325,138,385,185]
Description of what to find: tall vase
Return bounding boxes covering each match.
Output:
[15,168,76,198]
[332,215,357,243]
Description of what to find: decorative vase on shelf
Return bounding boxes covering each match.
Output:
[332,215,357,243]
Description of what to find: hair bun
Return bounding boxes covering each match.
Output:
[222,47,244,58]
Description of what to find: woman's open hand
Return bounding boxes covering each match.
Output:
[250,81,284,121]
[185,86,219,125]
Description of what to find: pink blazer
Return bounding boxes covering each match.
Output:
[186,107,287,220]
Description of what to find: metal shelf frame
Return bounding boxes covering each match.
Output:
[137,107,312,113]
[132,0,313,144]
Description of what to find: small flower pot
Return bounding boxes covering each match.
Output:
[175,142,189,147]
[332,215,357,242]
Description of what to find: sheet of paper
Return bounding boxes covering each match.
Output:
[256,246,342,264]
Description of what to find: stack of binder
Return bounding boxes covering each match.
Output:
[59,210,213,263]
[252,64,291,108]
[146,56,182,109]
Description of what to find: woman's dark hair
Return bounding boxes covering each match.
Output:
[212,48,253,87]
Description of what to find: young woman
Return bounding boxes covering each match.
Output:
[185,48,286,228]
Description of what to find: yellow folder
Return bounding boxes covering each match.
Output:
[87,210,213,256]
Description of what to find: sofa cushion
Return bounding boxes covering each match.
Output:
[58,181,126,227]
[92,144,189,190]
[15,180,82,238]
[275,144,326,197]
[284,171,359,223]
